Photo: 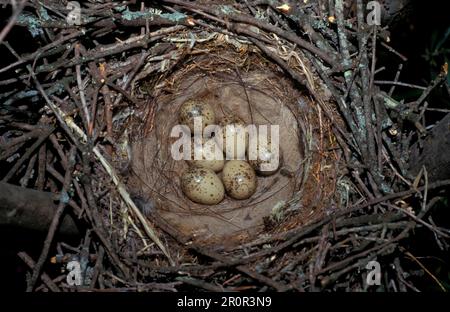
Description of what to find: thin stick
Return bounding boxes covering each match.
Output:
[2,126,54,182]
[17,252,61,292]
[403,249,447,292]
[374,80,427,90]
[75,44,91,130]
[26,146,76,291]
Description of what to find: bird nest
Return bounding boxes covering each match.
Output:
[1,0,449,292]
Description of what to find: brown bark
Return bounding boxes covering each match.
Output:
[409,113,450,181]
[0,182,79,235]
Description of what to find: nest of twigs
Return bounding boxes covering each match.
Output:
[1,0,449,292]
[124,43,338,247]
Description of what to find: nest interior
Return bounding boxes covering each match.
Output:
[127,48,338,246]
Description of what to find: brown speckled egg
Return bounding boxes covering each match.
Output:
[181,167,224,205]
[187,138,224,172]
[216,115,248,160]
[222,160,257,200]
[221,114,244,125]
[248,137,282,176]
[179,100,216,133]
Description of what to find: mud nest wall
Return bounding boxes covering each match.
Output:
[1,0,449,292]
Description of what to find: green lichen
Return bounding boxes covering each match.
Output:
[121,8,147,21]
[17,13,44,37]
[120,7,186,22]
[270,201,286,222]
[3,78,67,106]
[114,5,127,12]
[383,96,400,109]
[312,19,328,30]
[254,9,267,20]
[50,80,67,95]
[344,70,353,80]
[160,12,186,22]
[380,116,393,130]
[354,105,366,129]
[379,180,392,194]
[218,5,239,15]
[38,6,51,21]
[60,190,70,204]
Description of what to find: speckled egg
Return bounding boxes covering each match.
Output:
[248,137,282,176]
[181,167,224,205]
[216,115,248,160]
[222,160,257,200]
[179,100,216,133]
[187,139,225,172]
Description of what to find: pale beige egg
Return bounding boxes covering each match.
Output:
[187,138,225,172]
[181,167,225,205]
[216,115,248,160]
[248,137,282,176]
[179,100,216,133]
[222,160,257,200]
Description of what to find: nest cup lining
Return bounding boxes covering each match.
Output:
[128,52,335,246]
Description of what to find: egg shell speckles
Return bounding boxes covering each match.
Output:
[179,100,216,133]
[181,167,225,205]
[222,160,257,200]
